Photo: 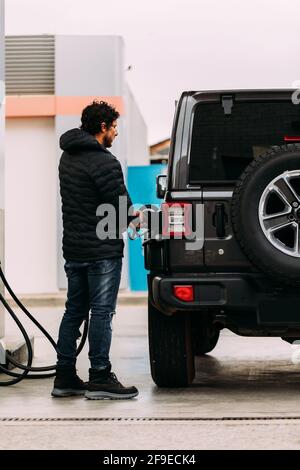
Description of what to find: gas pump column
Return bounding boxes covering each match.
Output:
[0,0,5,342]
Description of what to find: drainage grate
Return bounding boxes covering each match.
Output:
[1,416,300,422]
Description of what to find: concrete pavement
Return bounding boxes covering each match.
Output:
[1,301,300,449]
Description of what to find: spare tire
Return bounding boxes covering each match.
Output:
[231,144,300,285]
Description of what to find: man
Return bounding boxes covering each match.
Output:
[52,100,140,400]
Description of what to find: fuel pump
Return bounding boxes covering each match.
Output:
[0,264,89,386]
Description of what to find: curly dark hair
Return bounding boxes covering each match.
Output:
[80,100,120,135]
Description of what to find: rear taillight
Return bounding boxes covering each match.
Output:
[161,202,192,237]
[173,285,194,302]
[284,136,300,142]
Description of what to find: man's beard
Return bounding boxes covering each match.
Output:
[103,136,112,148]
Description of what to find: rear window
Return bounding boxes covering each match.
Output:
[189,101,300,183]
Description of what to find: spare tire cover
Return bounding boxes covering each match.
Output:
[231,144,300,284]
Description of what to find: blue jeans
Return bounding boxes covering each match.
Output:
[56,257,122,370]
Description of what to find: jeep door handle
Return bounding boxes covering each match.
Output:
[213,203,227,238]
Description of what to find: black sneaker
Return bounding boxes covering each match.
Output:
[85,367,139,400]
[51,365,87,397]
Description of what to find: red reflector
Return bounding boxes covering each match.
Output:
[173,285,194,302]
[284,136,300,142]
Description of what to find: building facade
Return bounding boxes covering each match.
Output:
[5,35,148,294]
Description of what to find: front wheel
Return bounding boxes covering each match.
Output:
[148,300,195,387]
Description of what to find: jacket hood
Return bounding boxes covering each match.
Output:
[60,128,109,153]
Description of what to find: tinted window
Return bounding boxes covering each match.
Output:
[189,101,300,182]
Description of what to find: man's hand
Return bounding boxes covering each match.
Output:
[129,210,145,232]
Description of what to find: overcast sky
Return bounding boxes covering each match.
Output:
[5,0,300,144]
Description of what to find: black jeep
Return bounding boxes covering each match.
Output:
[143,89,300,387]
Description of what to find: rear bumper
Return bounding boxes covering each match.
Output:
[149,274,300,325]
[150,274,265,313]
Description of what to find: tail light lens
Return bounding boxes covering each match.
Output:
[161,202,192,237]
[173,285,194,302]
[284,136,300,142]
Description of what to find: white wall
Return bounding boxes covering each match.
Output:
[126,85,149,166]
[5,117,58,294]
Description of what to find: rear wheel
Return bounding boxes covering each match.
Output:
[148,300,195,387]
[282,337,300,344]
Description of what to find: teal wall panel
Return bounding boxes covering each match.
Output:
[127,164,166,291]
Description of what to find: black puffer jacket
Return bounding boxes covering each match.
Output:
[59,128,134,261]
